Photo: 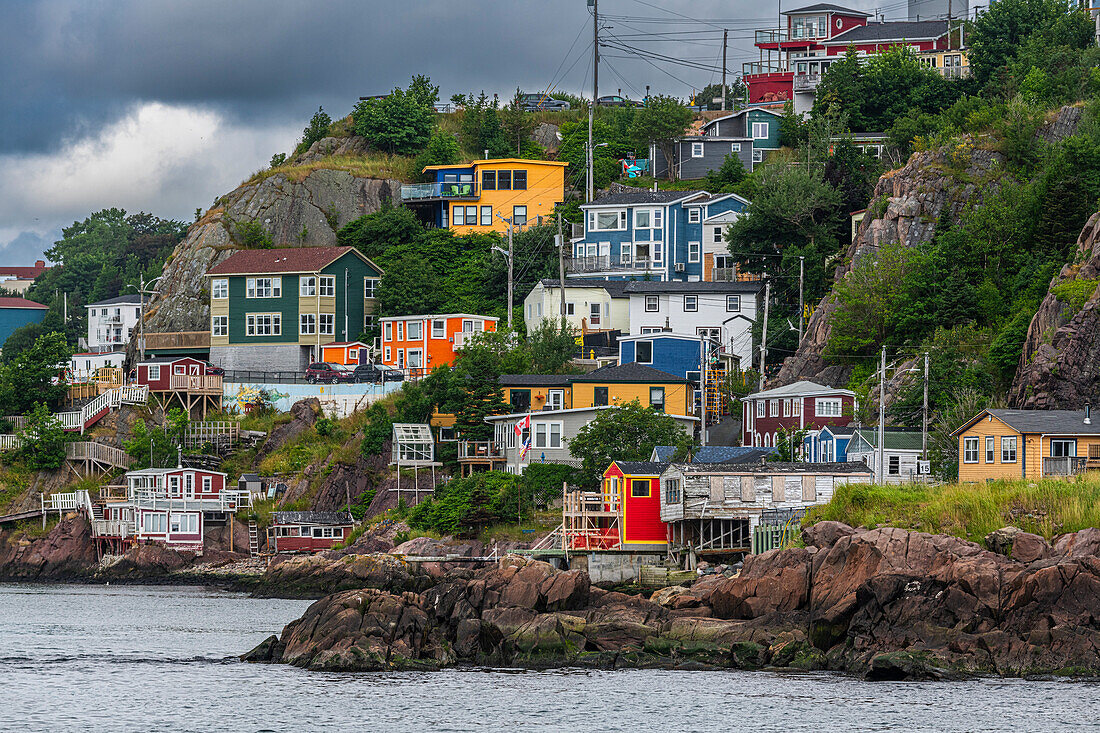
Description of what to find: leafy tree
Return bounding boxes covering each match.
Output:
[352,76,437,155]
[778,100,807,148]
[460,91,509,157]
[501,89,536,156]
[452,337,511,441]
[406,471,521,535]
[568,401,693,486]
[360,402,394,456]
[16,402,67,470]
[630,95,694,180]
[124,408,189,469]
[526,319,579,375]
[377,254,445,316]
[269,152,287,168]
[703,153,747,192]
[771,425,809,462]
[694,81,746,110]
[415,129,462,175]
[296,106,332,154]
[0,331,71,415]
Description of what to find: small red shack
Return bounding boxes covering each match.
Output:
[563,461,668,551]
[136,356,207,391]
[269,511,355,553]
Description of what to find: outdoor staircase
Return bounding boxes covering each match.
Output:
[704,367,727,423]
[248,520,259,557]
[530,522,564,551]
[4,385,149,435]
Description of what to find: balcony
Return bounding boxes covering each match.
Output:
[937,66,971,79]
[400,181,479,201]
[169,373,223,394]
[566,255,657,275]
[755,28,788,44]
[1043,456,1087,477]
[458,441,505,461]
[793,73,823,93]
[742,61,787,78]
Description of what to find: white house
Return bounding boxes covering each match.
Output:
[523,278,631,334]
[85,294,143,354]
[624,281,761,369]
[69,351,126,378]
[845,428,924,483]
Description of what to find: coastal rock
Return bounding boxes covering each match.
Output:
[986,526,1053,563]
[256,398,320,467]
[99,543,191,578]
[0,515,98,580]
[251,552,432,599]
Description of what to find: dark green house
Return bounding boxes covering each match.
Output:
[205,246,383,372]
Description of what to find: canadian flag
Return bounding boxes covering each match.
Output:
[513,414,531,438]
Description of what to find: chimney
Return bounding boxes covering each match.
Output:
[663,316,672,332]
[34,260,45,268]
[653,180,658,193]
[1086,404,1092,425]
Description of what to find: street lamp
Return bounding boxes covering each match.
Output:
[128,275,162,363]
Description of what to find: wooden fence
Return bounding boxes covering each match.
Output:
[184,421,240,449]
[751,522,801,554]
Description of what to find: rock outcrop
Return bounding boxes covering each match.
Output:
[246,524,1100,677]
[1009,210,1100,408]
[0,515,98,580]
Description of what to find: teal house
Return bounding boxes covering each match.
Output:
[0,297,49,349]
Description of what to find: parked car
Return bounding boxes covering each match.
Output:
[520,93,571,112]
[596,95,642,108]
[204,365,225,376]
[351,363,388,383]
[375,364,405,382]
[305,362,355,384]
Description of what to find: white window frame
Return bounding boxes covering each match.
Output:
[688,241,701,263]
[985,436,995,463]
[202,476,212,493]
[547,389,565,410]
[384,346,391,362]
[634,209,654,229]
[683,295,698,312]
[730,142,742,152]
[815,398,842,417]
[407,348,423,369]
[300,314,316,335]
[383,322,392,342]
[782,399,791,418]
[211,279,229,299]
[635,341,653,364]
[963,436,979,463]
[246,277,281,299]
[431,319,445,339]
[319,313,335,335]
[147,364,160,381]
[299,276,317,297]
[397,322,404,341]
[644,295,659,312]
[364,278,377,299]
[752,122,770,139]
[688,208,701,223]
[769,399,779,417]
[533,421,563,450]
[1002,436,1018,463]
[888,455,900,475]
[407,320,423,340]
[590,209,628,231]
[756,400,765,418]
[792,399,801,417]
[246,313,281,336]
[752,149,764,163]
[691,142,704,158]
[318,276,335,297]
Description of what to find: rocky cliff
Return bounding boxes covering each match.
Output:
[1009,210,1100,407]
[144,137,400,333]
[245,522,1100,678]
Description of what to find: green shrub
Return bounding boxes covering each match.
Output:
[1052,277,1099,315]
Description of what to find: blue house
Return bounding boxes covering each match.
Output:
[619,332,709,382]
[567,189,751,282]
[651,107,784,180]
[0,297,48,348]
[803,425,856,463]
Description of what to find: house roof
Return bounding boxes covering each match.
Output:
[952,409,1100,437]
[692,446,776,464]
[0,262,49,279]
[849,428,925,451]
[537,279,631,298]
[486,405,699,422]
[746,380,855,400]
[571,362,687,383]
[423,158,569,171]
[782,3,871,15]
[612,460,669,475]
[826,20,948,44]
[582,189,708,207]
[0,297,48,310]
[704,108,784,130]
[651,445,677,462]
[273,511,354,525]
[672,460,872,474]
[624,281,762,294]
[322,341,370,347]
[499,374,574,387]
[819,425,856,437]
[87,293,145,307]
[206,246,381,276]
[618,332,705,343]
[377,313,497,322]
[138,356,203,365]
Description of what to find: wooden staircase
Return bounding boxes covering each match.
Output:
[704,367,727,423]
[248,520,260,557]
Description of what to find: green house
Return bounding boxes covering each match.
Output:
[204,246,383,372]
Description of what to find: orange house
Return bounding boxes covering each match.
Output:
[379,313,498,375]
[320,341,369,365]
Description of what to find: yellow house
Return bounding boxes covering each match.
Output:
[919,49,970,79]
[500,374,574,413]
[952,408,1100,482]
[402,158,568,235]
[570,362,694,417]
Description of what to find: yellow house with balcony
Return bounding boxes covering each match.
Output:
[952,408,1100,482]
[401,158,568,235]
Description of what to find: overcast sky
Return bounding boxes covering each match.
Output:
[0,0,888,263]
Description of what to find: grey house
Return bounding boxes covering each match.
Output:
[651,107,784,180]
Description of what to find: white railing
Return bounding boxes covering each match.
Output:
[42,489,93,515]
[92,519,135,538]
[130,488,252,512]
[0,434,21,451]
[65,441,131,469]
[6,385,150,436]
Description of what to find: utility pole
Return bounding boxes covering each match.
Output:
[588,0,598,203]
[556,212,567,318]
[494,214,515,329]
[721,29,729,111]
[922,351,929,459]
[700,337,708,447]
[797,256,804,344]
[878,346,886,485]
[758,281,770,390]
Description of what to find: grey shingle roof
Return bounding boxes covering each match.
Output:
[651,446,677,462]
[87,293,145,307]
[498,374,574,387]
[979,409,1100,436]
[538,279,631,298]
[782,3,871,15]
[584,189,707,207]
[692,446,775,464]
[849,428,925,451]
[613,461,669,475]
[571,362,686,383]
[624,281,762,294]
[826,20,948,43]
[676,461,873,474]
[273,511,354,525]
[747,380,855,400]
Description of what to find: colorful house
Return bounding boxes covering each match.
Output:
[0,297,48,347]
[135,355,222,418]
[379,313,498,376]
[563,461,669,551]
[205,246,383,372]
[269,511,355,553]
[952,408,1100,482]
[650,108,784,178]
[522,278,631,335]
[500,374,574,413]
[803,425,855,463]
[567,189,752,282]
[743,380,856,448]
[401,158,568,235]
[320,341,369,365]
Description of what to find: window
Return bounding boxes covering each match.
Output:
[384,346,391,362]
[688,241,701,263]
[815,398,842,417]
[664,478,681,504]
[565,302,575,316]
[963,436,979,463]
[211,316,228,337]
[645,295,659,312]
[691,142,704,158]
[730,142,741,152]
[589,302,601,326]
[363,314,375,331]
[482,170,496,190]
[168,476,180,496]
[212,279,228,299]
[712,226,725,244]
[752,149,763,163]
[246,277,281,298]
[431,319,445,339]
[319,314,334,335]
[769,399,779,417]
[636,341,653,364]
[397,321,404,340]
[1051,439,1076,457]
[148,365,160,381]
[407,349,423,369]
[635,209,653,229]
[319,276,335,297]
[594,387,609,406]
[453,206,465,226]
[513,206,527,225]
[688,208,701,223]
[498,170,512,190]
[726,295,741,312]
[349,349,358,361]
[640,326,662,334]
[756,400,765,418]
[202,476,212,493]
[299,276,316,296]
[631,479,651,498]
[591,210,627,231]
[246,314,281,336]
[752,122,769,139]
[650,387,665,412]
[383,322,392,341]
[888,455,900,475]
[547,389,565,410]
[1002,436,1018,463]
[407,321,422,340]
[792,399,801,417]
[783,399,791,418]
[300,314,316,335]
[533,422,563,449]
[364,279,377,299]
[684,295,698,312]
[480,206,492,226]
[142,512,167,534]
[513,170,527,189]
[174,364,186,375]
[985,436,995,463]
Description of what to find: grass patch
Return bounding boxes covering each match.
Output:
[806,477,1100,543]
[244,154,420,187]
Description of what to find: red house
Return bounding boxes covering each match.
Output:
[135,356,223,418]
[563,461,668,551]
[742,380,856,448]
[269,511,355,553]
[136,356,207,390]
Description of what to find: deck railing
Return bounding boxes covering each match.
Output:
[184,421,240,449]
[169,374,223,394]
[566,255,657,274]
[400,181,479,201]
[1043,456,1088,476]
[130,488,252,512]
[65,441,132,469]
[458,441,505,460]
[92,519,135,539]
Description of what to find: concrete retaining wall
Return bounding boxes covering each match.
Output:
[224,381,402,418]
[570,551,667,584]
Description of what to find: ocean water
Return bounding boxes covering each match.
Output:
[1,583,1099,732]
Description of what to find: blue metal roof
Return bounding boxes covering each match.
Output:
[692,446,776,464]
